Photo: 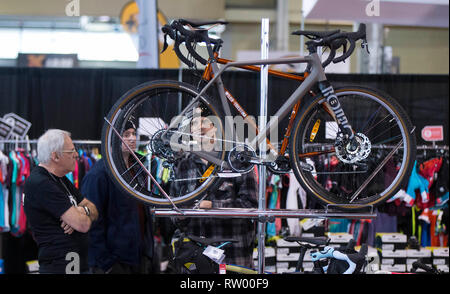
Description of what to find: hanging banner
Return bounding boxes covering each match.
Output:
[2,113,32,140]
[0,118,14,140]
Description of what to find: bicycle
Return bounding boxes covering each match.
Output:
[101,18,416,210]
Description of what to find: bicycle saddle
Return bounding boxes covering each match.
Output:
[178,19,229,28]
[284,236,329,246]
[187,235,239,246]
[291,29,340,39]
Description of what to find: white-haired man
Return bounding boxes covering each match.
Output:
[24,129,98,274]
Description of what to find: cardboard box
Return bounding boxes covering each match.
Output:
[300,219,326,237]
[276,261,298,269]
[253,247,276,266]
[376,233,407,251]
[275,239,301,253]
[381,250,407,265]
[432,247,449,265]
[276,251,300,261]
[302,262,314,271]
[436,264,449,273]
[253,246,276,258]
[380,264,406,272]
[25,260,39,274]
[327,233,353,248]
[406,248,432,264]
[276,267,296,274]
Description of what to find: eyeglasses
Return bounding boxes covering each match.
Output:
[60,149,78,156]
[61,148,76,153]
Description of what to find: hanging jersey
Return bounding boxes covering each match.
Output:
[404,161,430,206]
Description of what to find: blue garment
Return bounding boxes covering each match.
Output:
[405,161,429,206]
[66,172,74,183]
[267,175,282,238]
[420,221,431,247]
[328,219,351,233]
[80,159,153,271]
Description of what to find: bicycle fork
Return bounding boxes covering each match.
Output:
[317,80,355,141]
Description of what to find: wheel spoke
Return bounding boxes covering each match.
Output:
[293,88,414,207]
[103,83,225,206]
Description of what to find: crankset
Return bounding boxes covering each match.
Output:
[227,145,257,173]
[228,147,315,174]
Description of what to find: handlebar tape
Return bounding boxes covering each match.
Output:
[185,35,208,65]
[173,36,195,68]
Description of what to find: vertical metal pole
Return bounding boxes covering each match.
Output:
[300,5,305,56]
[136,0,159,68]
[276,0,289,52]
[257,18,269,274]
[178,67,183,113]
[359,23,383,74]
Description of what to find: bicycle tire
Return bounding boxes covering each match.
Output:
[101,80,226,207]
[289,86,416,209]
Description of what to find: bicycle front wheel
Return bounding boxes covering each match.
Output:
[102,80,226,207]
[290,86,416,209]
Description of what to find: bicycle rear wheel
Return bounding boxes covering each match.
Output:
[101,80,225,207]
[290,86,416,209]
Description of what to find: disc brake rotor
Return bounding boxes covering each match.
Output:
[335,133,371,164]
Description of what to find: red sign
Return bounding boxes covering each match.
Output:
[421,126,444,142]
[219,264,226,274]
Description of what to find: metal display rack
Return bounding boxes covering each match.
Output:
[150,206,376,221]
[0,139,102,145]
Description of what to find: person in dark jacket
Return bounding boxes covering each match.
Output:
[81,120,154,274]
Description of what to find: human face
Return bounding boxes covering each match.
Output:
[191,116,217,152]
[58,135,78,174]
[121,128,136,153]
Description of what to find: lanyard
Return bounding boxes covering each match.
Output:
[47,169,78,207]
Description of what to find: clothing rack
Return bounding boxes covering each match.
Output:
[416,144,449,150]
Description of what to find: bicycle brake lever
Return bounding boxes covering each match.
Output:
[361,39,370,54]
[341,43,348,63]
[161,34,169,53]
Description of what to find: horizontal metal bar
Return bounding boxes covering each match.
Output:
[303,143,449,151]
[151,208,377,220]
[0,139,102,144]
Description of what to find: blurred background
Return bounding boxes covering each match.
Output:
[0,0,448,74]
